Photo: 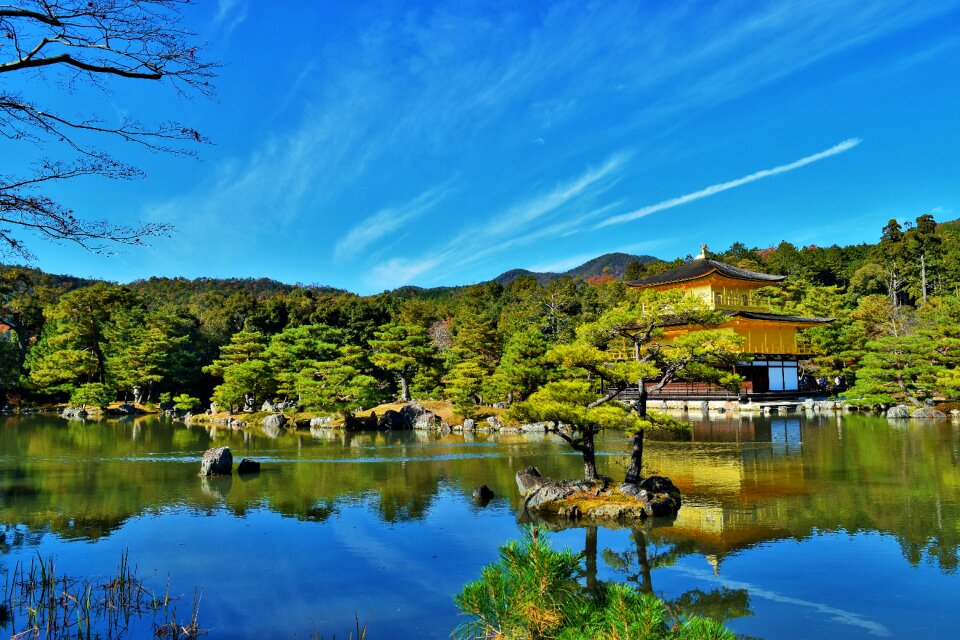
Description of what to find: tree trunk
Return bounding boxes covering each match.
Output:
[921,253,927,304]
[582,428,598,481]
[632,528,654,594]
[399,372,410,402]
[623,429,645,485]
[637,380,648,417]
[584,526,599,595]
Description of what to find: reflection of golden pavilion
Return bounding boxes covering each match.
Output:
[643,416,808,567]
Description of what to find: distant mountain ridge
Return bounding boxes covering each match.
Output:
[493,252,658,286]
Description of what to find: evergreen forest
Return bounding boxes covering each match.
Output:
[2,214,959,415]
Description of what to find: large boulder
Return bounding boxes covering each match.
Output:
[636,475,682,512]
[521,422,548,433]
[61,406,88,420]
[237,458,260,475]
[400,403,428,429]
[378,409,404,430]
[261,400,276,412]
[199,446,233,477]
[910,407,947,419]
[462,418,476,432]
[525,483,577,510]
[262,413,288,430]
[516,466,547,496]
[486,416,502,431]
[309,416,332,429]
[886,405,911,418]
[413,412,439,430]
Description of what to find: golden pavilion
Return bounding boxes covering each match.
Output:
[626,245,832,395]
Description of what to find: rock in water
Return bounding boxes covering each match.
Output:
[413,412,439,430]
[61,407,88,420]
[521,422,547,433]
[525,483,577,510]
[262,413,288,430]
[910,407,946,419]
[516,466,547,496]
[462,418,476,432]
[636,475,682,511]
[472,485,495,505]
[199,447,233,477]
[378,410,403,430]
[237,458,261,474]
[886,405,910,418]
[399,403,427,429]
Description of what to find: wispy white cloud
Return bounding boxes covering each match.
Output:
[334,185,452,261]
[213,0,248,36]
[669,564,890,637]
[140,0,951,290]
[482,154,628,237]
[363,155,628,288]
[368,254,452,289]
[598,139,862,228]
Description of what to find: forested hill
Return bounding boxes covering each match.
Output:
[126,276,346,303]
[1,213,959,411]
[494,252,658,285]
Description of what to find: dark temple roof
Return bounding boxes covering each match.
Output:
[627,258,787,287]
[730,311,834,324]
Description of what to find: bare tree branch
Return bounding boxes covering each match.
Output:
[0,0,216,259]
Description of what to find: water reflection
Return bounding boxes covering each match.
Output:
[1,414,959,573]
[0,413,958,638]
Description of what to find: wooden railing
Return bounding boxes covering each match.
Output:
[712,292,773,312]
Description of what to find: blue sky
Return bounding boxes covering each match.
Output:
[5,0,960,293]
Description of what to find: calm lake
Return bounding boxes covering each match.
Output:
[1,413,958,639]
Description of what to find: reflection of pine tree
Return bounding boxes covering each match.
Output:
[601,528,754,625]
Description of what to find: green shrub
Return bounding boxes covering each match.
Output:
[70,383,111,408]
[173,393,201,411]
[454,528,735,640]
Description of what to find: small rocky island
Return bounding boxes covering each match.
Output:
[515,466,682,522]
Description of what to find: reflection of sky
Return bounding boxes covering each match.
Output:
[9,490,522,639]
[649,531,960,639]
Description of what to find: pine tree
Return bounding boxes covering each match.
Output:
[298,345,379,419]
[874,219,906,305]
[203,330,268,378]
[25,284,135,396]
[264,324,342,400]
[515,289,742,484]
[488,327,550,404]
[104,306,194,403]
[204,330,271,410]
[369,323,436,401]
[906,214,943,303]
